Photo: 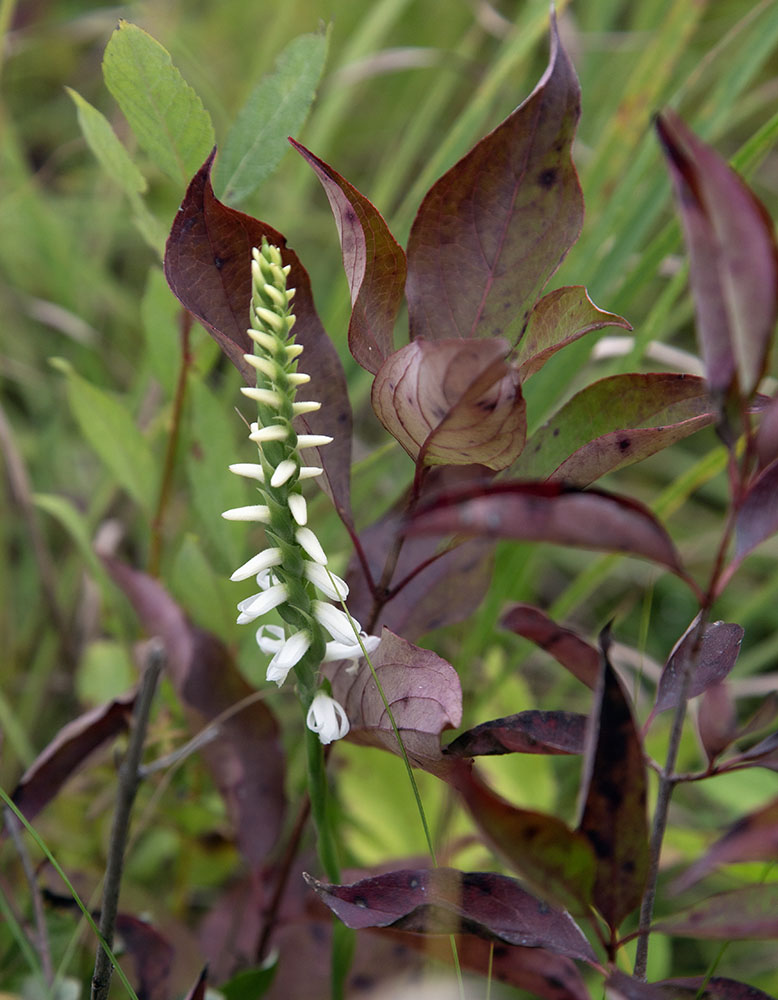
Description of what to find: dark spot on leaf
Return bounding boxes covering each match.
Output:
[214,256,225,270]
[524,824,541,840]
[618,437,631,451]
[587,829,611,858]
[546,976,565,990]
[493,945,508,959]
[354,895,368,908]
[351,974,374,990]
[538,168,557,189]
[552,428,560,437]
[622,859,635,874]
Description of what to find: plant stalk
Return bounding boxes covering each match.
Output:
[91,644,163,1000]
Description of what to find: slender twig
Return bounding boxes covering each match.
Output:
[4,807,54,985]
[635,491,739,978]
[148,310,193,577]
[91,644,164,1000]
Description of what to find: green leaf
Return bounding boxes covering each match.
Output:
[214,27,330,204]
[66,87,147,196]
[66,86,166,256]
[102,20,215,185]
[51,360,157,513]
[221,955,278,1000]
[32,492,109,586]
[185,378,250,570]
[141,266,184,396]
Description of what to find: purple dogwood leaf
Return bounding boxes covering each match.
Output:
[290,139,406,375]
[103,557,286,870]
[577,641,649,931]
[406,14,582,347]
[501,603,600,689]
[444,710,587,757]
[344,465,495,639]
[651,616,743,718]
[325,628,461,776]
[181,968,208,1000]
[407,481,688,579]
[654,885,778,940]
[114,914,174,1000]
[514,286,631,381]
[305,867,597,963]
[372,337,525,470]
[732,457,778,570]
[449,760,596,915]
[11,693,135,823]
[514,373,717,486]
[673,795,778,892]
[756,394,778,470]
[656,978,778,1000]
[697,681,738,765]
[164,150,353,528]
[656,111,778,400]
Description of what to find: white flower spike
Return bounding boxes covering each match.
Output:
[222,239,380,744]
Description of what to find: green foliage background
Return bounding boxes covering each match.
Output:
[1,0,778,994]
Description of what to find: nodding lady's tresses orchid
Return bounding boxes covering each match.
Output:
[222,239,379,745]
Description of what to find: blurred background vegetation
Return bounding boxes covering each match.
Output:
[1,0,778,994]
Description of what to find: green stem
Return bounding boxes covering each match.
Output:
[304,725,341,883]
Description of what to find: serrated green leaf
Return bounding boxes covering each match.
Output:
[102,20,215,185]
[66,86,147,196]
[214,27,330,204]
[52,360,157,513]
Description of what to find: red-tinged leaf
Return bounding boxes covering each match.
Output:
[653,617,743,715]
[414,933,592,1000]
[408,481,687,578]
[756,395,778,470]
[291,139,406,375]
[656,111,778,399]
[103,557,285,869]
[605,971,668,1000]
[406,15,582,346]
[654,885,778,940]
[325,628,461,776]
[305,867,597,963]
[345,466,495,639]
[11,693,135,822]
[514,286,631,381]
[501,603,600,689]
[182,967,208,1000]
[372,337,525,470]
[726,730,778,773]
[514,373,715,486]
[164,151,353,526]
[114,914,174,1000]
[657,978,777,1000]
[198,877,266,983]
[444,710,587,757]
[673,796,778,891]
[577,644,649,930]
[697,681,737,764]
[449,760,596,915]
[733,457,778,568]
